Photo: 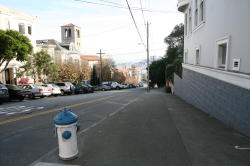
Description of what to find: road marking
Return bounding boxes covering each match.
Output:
[7,112,17,115]
[235,146,250,150]
[31,162,80,166]
[0,95,116,125]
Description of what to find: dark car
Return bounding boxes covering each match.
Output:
[73,84,89,94]
[0,84,9,104]
[94,84,112,91]
[5,84,32,101]
[81,80,94,93]
[54,82,75,95]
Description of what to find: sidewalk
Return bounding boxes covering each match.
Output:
[32,88,250,166]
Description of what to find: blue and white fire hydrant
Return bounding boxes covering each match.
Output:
[53,109,80,160]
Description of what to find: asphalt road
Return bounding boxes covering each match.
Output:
[0,88,144,166]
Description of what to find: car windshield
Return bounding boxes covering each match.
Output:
[55,83,65,86]
[5,85,21,90]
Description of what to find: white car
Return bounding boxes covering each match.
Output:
[110,82,123,90]
[18,84,51,99]
[42,84,61,96]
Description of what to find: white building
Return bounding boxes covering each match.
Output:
[0,5,36,84]
[36,24,82,67]
[175,0,250,136]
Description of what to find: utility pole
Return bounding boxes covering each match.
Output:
[97,49,105,84]
[147,21,150,92]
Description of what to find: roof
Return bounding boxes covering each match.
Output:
[36,39,68,51]
[0,5,36,21]
[62,23,80,28]
[81,55,100,61]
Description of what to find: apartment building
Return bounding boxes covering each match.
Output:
[0,5,36,84]
[175,0,250,136]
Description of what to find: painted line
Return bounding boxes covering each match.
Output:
[0,95,116,126]
[7,112,17,115]
[235,146,250,150]
[21,109,32,113]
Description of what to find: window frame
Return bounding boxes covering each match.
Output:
[18,23,25,34]
[215,36,230,70]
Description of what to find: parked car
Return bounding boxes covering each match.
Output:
[128,84,137,88]
[5,84,32,101]
[81,80,94,93]
[73,84,89,94]
[94,84,112,91]
[0,84,9,103]
[54,82,75,95]
[42,84,61,96]
[18,84,51,99]
[103,81,122,90]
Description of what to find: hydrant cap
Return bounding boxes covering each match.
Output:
[53,109,78,125]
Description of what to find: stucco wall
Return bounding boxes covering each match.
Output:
[174,68,250,137]
[184,0,250,73]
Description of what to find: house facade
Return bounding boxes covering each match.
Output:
[0,5,36,84]
[175,0,250,136]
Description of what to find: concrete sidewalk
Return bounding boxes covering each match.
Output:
[32,88,250,166]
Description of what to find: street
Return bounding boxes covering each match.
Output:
[0,88,143,166]
[1,88,250,166]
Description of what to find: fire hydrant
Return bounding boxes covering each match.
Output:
[53,109,80,160]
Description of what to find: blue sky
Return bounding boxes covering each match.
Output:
[0,0,183,63]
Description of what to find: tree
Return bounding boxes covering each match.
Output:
[149,23,184,87]
[112,70,126,83]
[164,24,184,80]
[91,65,99,85]
[0,30,33,73]
[19,50,58,83]
[149,58,167,87]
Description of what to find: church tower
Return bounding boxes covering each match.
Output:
[61,23,81,51]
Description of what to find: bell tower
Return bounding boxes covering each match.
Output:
[61,23,81,51]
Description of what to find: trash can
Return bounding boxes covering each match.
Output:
[53,109,79,160]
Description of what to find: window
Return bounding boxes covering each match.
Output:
[195,48,200,65]
[194,0,198,26]
[200,0,204,22]
[184,51,188,63]
[188,7,192,33]
[77,29,80,38]
[65,29,68,37]
[5,19,10,29]
[218,44,227,68]
[68,29,71,37]
[18,23,25,34]
[28,25,32,35]
[184,13,188,35]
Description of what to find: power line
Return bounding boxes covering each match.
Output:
[139,0,147,30]
[73,0,178,14]
[125,0,146,50]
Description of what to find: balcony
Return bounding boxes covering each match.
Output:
[177,0,190,12]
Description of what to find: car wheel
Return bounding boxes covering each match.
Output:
[19,97,24,101]
[40,96,44,98]
[30,93,35,99]
[61,90,65,96]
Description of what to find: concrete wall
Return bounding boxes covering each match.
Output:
[182,0,250,73]
[174,68,250,137]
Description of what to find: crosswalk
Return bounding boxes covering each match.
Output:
[0,106,44,116]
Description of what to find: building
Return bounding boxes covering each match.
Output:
[0,5,36,84]
[36,23,82,66]
[80,55,100,69]
[175,0,250,136]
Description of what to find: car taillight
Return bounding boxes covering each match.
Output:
[52,88,54,90]
[39,89,43,92]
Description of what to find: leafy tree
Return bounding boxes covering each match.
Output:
[164,23,184,80]
[149,23,184,87]
[91,65,99,85]
[112,70,126,83]
[149,57,167,87]
[0,30,33,73]
[19,50,58,83]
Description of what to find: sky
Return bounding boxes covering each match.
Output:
[0,0,183,64]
